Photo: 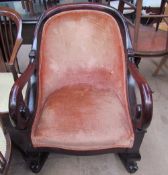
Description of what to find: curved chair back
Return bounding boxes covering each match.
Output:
[0,7,22,80]
[8,4,153,174]
[31,6,134,149]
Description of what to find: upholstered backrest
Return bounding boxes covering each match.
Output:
[34,10,127,125]
[31,10,130,146]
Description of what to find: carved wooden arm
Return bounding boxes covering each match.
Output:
[9,61,36,130]
[128,61,153,130]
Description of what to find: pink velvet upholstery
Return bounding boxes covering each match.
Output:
[31,10,134,150]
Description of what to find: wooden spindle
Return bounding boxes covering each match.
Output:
[8,18,14,49]
[0,16,8,63]
[3,16,11,60]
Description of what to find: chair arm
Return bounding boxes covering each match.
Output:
[128,62,153,130]
[9,61,36,130]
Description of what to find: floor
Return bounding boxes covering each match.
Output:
[8,45,168,175]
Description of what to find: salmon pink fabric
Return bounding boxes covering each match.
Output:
[31,10,134,150]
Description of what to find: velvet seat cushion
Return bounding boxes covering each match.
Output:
[31,10,134,150]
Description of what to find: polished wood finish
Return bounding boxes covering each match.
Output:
[8,3,153,173]
[0,6,23,80]
[128,62,153,130]
[9,60,36,129]
[153,56,168,76]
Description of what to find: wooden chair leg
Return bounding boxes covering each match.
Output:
[119,129,145,173]
[156,0,167,31]
[21,151,49,173]
[119,153,139,173]
[153,56,168,76]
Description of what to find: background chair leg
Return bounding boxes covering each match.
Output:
[134,57,141,68]
[153,57,168,76]
[22,152,49,173]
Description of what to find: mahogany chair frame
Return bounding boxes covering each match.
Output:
[0,6,22,80]
[8,3,153,174]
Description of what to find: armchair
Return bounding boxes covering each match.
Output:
[118,0,168,57]
[9,3,153,173]
[0,7,22,116]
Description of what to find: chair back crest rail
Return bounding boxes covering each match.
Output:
[31,3,133,54]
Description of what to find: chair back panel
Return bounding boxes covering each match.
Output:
[31,10,131,135]
[0,7,22,73]
[38,10,126,105]
[0,15,16,71]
